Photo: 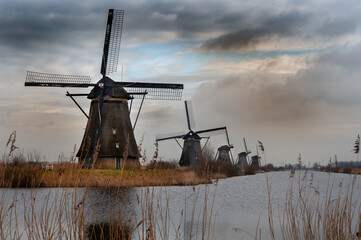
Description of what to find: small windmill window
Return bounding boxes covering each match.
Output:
[115,142,120,148]
[112,128,117,135]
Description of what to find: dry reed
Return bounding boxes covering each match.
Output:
[260,141,361,240]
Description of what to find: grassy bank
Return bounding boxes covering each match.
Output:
[0,163,232,188]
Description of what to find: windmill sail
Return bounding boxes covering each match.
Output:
[101,9,124,76]
[184,101,196,130]
[195,126,227,135]
[157,101,229,166]
[118,82,183,100]
[157,133,186,142]
[25,71,183,100]
[25,71,92,88]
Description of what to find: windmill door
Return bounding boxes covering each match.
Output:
[116,157,122,169]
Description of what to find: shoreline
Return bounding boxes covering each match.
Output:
[0,166,231,188]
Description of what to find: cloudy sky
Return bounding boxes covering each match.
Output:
[1,0,361,166]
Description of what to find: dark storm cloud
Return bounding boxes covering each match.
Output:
[0,0,197,52]
[0,1,105,51]
[119,2,237,41]
[0,0,263,51]
[200,11,308,51]
[319,17,359,37]
[201,9,361,52]
[2,0,361,54]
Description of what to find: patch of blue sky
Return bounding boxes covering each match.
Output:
[128,41,203,79]
[198,49,318,62]
[127,41,319,79]
[133,41,189,57]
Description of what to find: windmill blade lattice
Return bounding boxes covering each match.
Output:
[111,82,183,100]
[25,71,92,88]
[106,9,124,75]
[101,9,124,76]
[124,85,183,100]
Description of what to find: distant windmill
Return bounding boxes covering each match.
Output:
[236,137,251,168]
[214,128,234,164]
[24,9,183,169]
[157,101,228,166]
[250,143,261,169]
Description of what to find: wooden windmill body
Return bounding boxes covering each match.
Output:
[216,145,233,164]
[179,132,203,166]
[250,155,261,169]
[77,77,139,168]
[25,9,183,169]
[237,152,249,168]
[236,137,251,169]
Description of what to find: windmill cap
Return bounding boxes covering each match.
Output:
[238,152,248,156]
[88,77,132,99]
[218,145,232,151]
[183,131,201,140]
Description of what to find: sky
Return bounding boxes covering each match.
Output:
[1,0,361,166]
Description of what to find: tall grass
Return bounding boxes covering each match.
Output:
[272,170,361,240]
[259,141,361,240]
[0,180,219,239]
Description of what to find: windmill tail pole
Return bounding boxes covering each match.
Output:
[66,92,89,119]
[225,127,231,146]
[201,137,210,151]
[129,98,133,114]
[214,151,219,161]
[185,101,192,131]
[230,149,235,164]
[243,137,250,163]
[174,138,183,149]
[133,91,147,131]
[89,94,103,168]
[224,127,235,163]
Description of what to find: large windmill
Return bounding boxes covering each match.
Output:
[25,9,183,169]
[157,101,228,166]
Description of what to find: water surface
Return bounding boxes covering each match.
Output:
[1,171,360,239]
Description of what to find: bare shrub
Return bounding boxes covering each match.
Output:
[146,160,178,170]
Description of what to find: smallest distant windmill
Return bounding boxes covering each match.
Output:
[214,129,234,164]
[250,143,261,169]
[237,137,251,168]
[157,101,228,166]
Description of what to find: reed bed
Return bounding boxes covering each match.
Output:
[261,152,361,240]
[273,170,361,240]
[0,180,218,239]
[0,164,224,188]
